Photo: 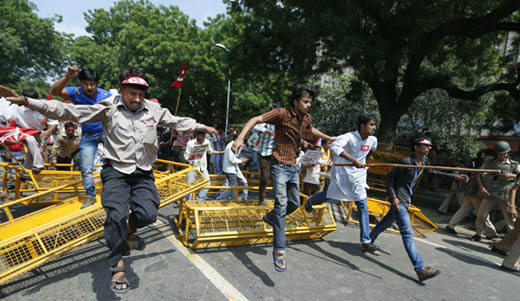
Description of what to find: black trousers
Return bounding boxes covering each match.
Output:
[101,165,160,267]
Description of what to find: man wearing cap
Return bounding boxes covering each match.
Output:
[50,66,112,207]
[7,66,218,294]
[368,136,468,282]
[472,141,519,242]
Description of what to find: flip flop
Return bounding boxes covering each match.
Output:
[110,265,130,294]
[273,252,288,272]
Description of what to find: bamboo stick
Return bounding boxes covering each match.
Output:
[334,163,501,174]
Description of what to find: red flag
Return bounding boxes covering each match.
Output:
[170,60,186,88]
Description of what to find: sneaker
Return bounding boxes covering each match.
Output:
[444,226,458,235]
[471,234,482,242]
[81,195,97,209]
[361,243,380,255]
[491,246,508,257]
[304,199,313,213]
[417,266,441,281]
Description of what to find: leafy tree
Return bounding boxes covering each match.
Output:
[229,0,520,141]
[0,0,66,91]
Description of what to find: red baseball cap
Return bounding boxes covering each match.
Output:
[121,76,149,87]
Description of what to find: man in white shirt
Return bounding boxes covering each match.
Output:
[184,129,222,200]
[0,88,58,173]
[305,113,378,253]
[217,139,248,200]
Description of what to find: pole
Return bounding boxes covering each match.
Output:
[225,76,231,137]
[174,87,182,115]
[334,163,501,174]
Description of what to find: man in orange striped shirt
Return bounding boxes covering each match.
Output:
[232,84,335,272]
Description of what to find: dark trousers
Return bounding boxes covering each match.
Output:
[101,165,160,267]
[258,154,271,202]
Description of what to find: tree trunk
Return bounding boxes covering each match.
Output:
[377,109,403,143]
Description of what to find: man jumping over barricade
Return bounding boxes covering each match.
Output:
[232,84,334,272]
[7,67,217,294]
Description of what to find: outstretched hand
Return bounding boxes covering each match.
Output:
[6,96,25,105]
[0,85,20,98]
[231,139,243,154]
[205,126,218,136]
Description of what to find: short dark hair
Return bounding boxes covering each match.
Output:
[410,135,433,152]
[22,88,39,99]
[64,122,75,129]
[78,68,99,83]
[289,84,314,107]
[119,67,149,91]
[357,113,376,131]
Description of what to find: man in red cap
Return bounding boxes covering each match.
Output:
[7,66,217,294]
[367,135,468,282]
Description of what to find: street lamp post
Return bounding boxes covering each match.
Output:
[215,43,231,137]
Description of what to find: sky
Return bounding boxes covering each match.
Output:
[30,0,228,36]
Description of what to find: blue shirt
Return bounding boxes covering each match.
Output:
[65,87,111,134]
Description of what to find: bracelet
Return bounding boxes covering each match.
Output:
[23,96,29,106]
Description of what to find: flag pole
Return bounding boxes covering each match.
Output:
[174,87,182,115]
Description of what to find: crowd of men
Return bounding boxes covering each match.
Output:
[1,65,520,293]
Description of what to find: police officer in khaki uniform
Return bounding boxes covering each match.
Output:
[473,141,519,241]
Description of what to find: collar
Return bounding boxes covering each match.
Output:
[289,107,308,120]
[115,95,149,113]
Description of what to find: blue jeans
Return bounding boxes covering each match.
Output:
[308,187,370,244]
[266,160,300,254]
[216,170,248,200]
[79,132,104,196]
[369,204,424,272]
[213,154,224,174]
[186,168,210,200]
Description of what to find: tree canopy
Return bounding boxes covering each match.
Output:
[0,0,67,94]
[230,0,520,141]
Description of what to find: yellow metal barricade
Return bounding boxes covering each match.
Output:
[0,162,207,284]
[340,197,437,236]
[175,190,336,249]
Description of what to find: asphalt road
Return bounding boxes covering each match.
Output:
[1,195,518,301]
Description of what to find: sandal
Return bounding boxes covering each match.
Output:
[110,265,130,294]
[272,252,288,272]
[128,234,146,251]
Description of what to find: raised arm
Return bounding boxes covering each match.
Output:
[49,65,81,98]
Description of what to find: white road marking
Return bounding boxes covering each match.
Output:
[153,220,248,301]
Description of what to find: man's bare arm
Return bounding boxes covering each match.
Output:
[49,65,81,98]
[232,115,264,153]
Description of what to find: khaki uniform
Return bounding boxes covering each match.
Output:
[475,157,519,238]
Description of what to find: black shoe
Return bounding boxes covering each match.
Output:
[361,243,380,255]
[417,266,441,281]
[471,234,482,242]
[444,226,458,235]
[263,214,274,227]
[491,246,508,257]
[304,200,313,213]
